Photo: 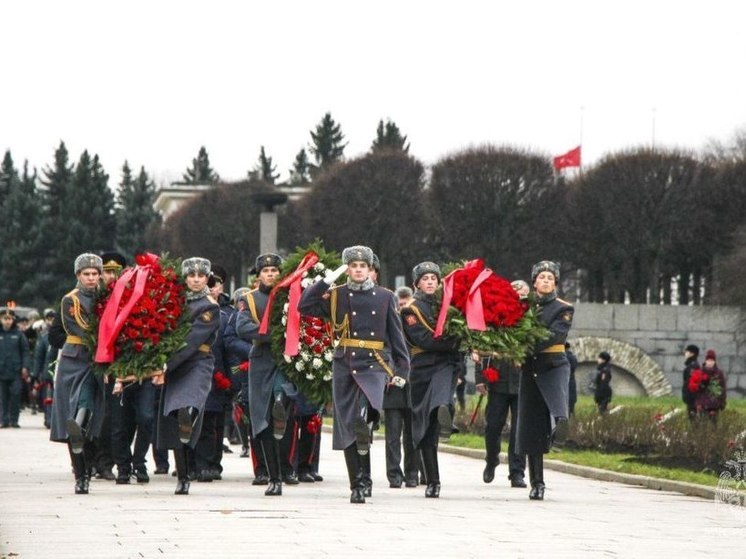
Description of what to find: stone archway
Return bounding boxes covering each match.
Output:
[571,336,672,397]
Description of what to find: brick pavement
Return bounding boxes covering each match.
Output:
[0,410,740,559]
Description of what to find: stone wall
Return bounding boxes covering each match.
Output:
[569,303,746,399]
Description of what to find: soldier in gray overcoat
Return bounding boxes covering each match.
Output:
[235,253,288,496]
[156,257,219,495]
[400,262,460,498]
[299,245,410,504]
[516,260,574,501]
[50,253,106,495]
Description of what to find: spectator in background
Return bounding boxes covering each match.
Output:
[0,306,31,428]
[693,349,727,420]
[594,352,613,414]
[395,286,414,309]
[682,344,700,418]
[565,342,578,416]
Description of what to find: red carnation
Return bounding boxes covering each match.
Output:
[239,361,250,372]
[483,366,500,383]
[306,415,323,435]
[213,371,232,391]
[133,341,144,353]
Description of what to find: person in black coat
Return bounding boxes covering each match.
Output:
[156,257,220,495]
[594,351,613,414]
[476,357,527,488]
[400,261,461,498]
[682,344,700,418]
[566,342,578,416]
[299,245,410,504]
[516,260,573,501]
[49,253,106,494]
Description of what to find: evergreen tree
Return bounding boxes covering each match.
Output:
[309,112,347,170]
[0,161,44,306]
[371,119,409,153]
[0,150,18,204]
[116,162,161,258]
[182,146,220,184]
[288,148,311,185]
[38,141,75,301]
[250,146,279,184]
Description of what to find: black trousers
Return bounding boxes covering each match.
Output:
[111,380,156,472]
[195,410,225,474]
[384,408,418,484]
[484,391,525,478]
[297,415,322,475]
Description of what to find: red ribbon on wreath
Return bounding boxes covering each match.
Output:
[434,259,492,337]
[258,251,319,356]
[95,252,160,364]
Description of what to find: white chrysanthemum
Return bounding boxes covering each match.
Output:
[295,361,305,372]
[302,271,308,278]
[283,303,289,311]
[281,316,287,326]
[306,373,315,380]
[300,351,311,362]
[323,372,333,381]
[312,357,323,369]
[301,278,311,289]
[314,263,326,272]
[284,354,292,363]
[324,351,333,362]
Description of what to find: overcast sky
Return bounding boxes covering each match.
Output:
[3,0,745,186]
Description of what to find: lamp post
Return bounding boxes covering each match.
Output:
[251,191,288,254]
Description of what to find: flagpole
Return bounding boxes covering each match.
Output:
[579,106,584,177]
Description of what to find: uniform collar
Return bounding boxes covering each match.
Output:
[347,278,375,292]
[186,286,210,301]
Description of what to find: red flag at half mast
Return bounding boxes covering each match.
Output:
[553,146,581,170]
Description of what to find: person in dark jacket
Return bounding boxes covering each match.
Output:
[299,245,409,504]
[516,260,573,501]
[0,306,31,428]
[236,253,289,497]
[400,261,460,499]
[682,344,700,418]
[565,342,578,416]
[32,309,58,428]
[156,257,220,495]
[594,351,613,414]
[50,253,107,494]
[693,349,727,420]
[476,357,526,488]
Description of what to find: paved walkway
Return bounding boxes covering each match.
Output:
[0,411,740,559]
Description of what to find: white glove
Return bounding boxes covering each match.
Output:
[390,376,407,388]
[324,264,348,285]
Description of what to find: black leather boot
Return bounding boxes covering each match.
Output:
[421,446,440,498]
[70,443,89,494]
[354,414,370,456]
[360,451,372,497]
[177,407,196,445]
[67,407,90,455]
[261,440,282,496]
[174,447,190,495]
[437,405,452,441]
[528,454,545,500]
[344,445,365,504]
[272,394,287,440]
